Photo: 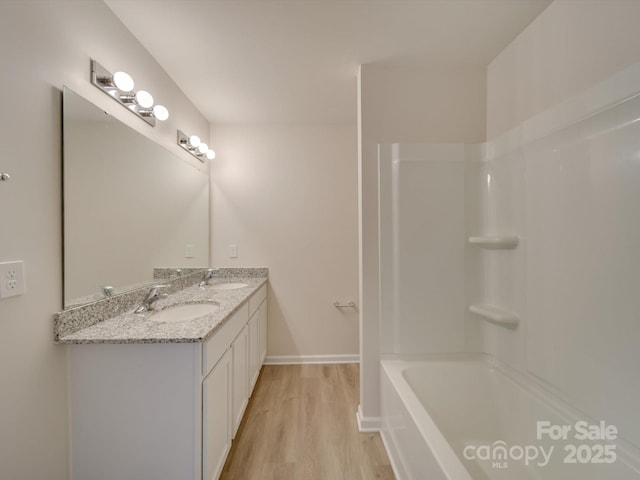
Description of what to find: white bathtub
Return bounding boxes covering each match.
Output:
[380,354,640,480]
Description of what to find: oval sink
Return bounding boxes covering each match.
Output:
[149,303,219,323]
[206,282,249,291]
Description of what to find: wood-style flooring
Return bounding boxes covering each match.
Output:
[219,363,395,480]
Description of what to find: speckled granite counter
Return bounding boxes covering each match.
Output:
[57,276,267,344]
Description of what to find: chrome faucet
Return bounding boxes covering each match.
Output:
[134,285,168,314]
[199,268,218,287]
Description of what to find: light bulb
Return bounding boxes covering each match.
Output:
[188,135,201,148]
[135,90,154,108]
[198,142,208,154]
[113,71,134,92]
[153,104,169,121]
[206,149,216,160]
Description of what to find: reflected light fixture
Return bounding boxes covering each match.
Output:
[189,135,201,148]
[153,105,169,121]
[91,59,169,127]
[135,90,154,108]
[112,71,134,92]
[177,130,216,163]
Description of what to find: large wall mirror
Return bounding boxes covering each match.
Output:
[62,87,209,308]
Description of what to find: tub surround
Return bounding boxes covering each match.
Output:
[54,267,268,343]
[377,63,640,479]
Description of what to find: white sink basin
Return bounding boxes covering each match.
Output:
[206,282,249,291]
[149,303,219,323]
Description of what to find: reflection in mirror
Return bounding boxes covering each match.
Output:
[62,87,209,308]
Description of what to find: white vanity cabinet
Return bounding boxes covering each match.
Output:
[259,300,268,365]
[201,303,249,479]
[248,284,267,392]
[231,322,249,435]
[68,284,268,480]
[249,310,260,390]
[203,348,232,480]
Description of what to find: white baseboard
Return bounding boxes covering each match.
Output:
[356,404,381,432]
[264,354,360,365]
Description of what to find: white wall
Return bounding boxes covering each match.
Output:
[0,2,208,479]
[487,0,640,139]
[210,124,359,359]
[358,64,486,422]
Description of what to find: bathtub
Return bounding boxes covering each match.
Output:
[380,354,640,480]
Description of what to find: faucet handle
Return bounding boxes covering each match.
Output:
[199,268,218,287]
[146,284,169,298]
[134,285,170,314]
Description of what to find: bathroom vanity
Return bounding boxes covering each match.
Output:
[58,86,263,479]
[58,275,267,480]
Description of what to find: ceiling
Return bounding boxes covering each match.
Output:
[105,0,551,125]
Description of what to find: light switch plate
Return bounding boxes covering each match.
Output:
[0,261,26,298]
[229,244,238,258]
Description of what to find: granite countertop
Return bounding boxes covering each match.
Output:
[58,277,267,344]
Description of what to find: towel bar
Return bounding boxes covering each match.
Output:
[333,301,356,308]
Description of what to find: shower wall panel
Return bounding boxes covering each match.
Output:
[379,144,470,354]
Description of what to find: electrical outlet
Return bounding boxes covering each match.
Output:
[0,261,26,298]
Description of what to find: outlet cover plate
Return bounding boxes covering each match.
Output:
[0,261,26,298]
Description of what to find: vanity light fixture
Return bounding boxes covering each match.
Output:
[90,59,169,127]
[177,130,216,162]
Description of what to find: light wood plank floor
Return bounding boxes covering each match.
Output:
[220,364,395,480]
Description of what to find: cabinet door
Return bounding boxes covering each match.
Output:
[248,311,260,393]
[203,348,232,480]
[232,323,249,436]
[259,300,268,364]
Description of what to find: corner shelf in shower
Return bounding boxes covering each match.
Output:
[468,304,519,328]
[468,235,519,249]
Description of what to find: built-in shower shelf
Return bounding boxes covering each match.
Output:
[468,235,519,249]
[469,304,519,328]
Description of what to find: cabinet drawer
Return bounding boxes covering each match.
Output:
[248,284,267,318]
[203,303,249,376]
